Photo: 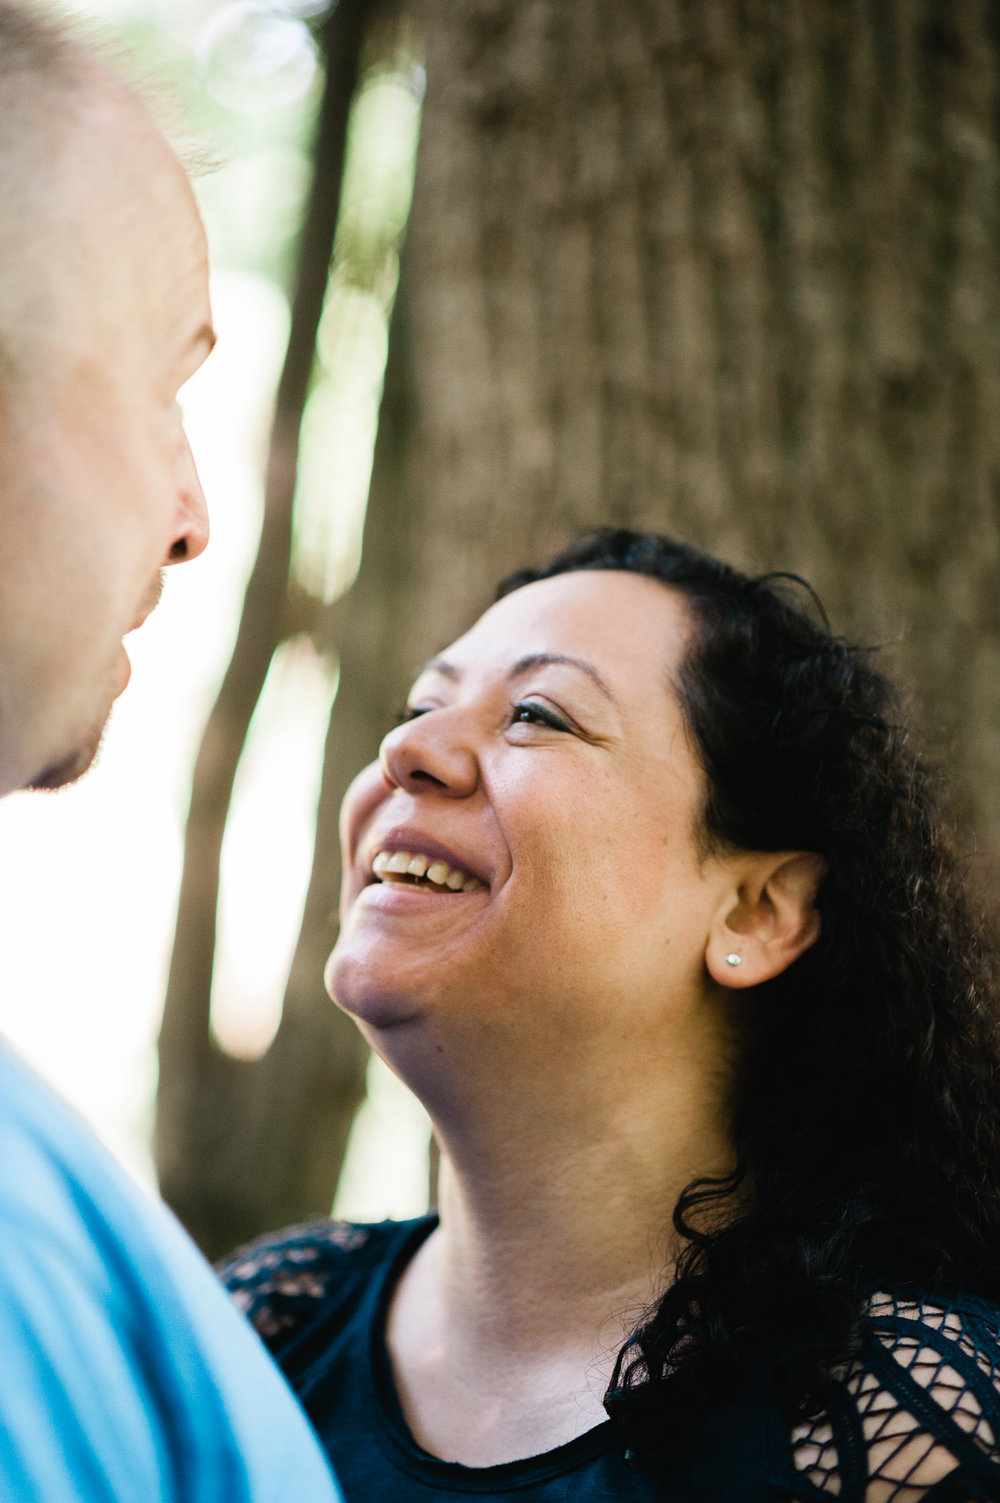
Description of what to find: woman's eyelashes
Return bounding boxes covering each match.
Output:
[394,698,574,734]
[395,703,434,726]
[509,699,572,732]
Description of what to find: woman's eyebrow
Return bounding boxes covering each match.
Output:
[418,652,619,705]
[511,653,619,705]
[419,656,461,682]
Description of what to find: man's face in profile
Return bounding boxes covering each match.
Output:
[0,79,215,795]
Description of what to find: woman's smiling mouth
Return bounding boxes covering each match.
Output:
[371,849,486,893]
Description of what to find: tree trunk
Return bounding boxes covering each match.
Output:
[159,0,1000,1256]
[155,0,374,1260]
[251,269,421,1246]
[393,0,1000,883]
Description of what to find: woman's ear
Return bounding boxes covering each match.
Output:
[706,851,827,989]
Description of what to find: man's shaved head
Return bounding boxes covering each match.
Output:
[0,1,83,133]
[0,3,95,383]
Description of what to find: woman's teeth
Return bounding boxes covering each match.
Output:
[372,849,484,893]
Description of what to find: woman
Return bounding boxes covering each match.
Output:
[221,530,1000,1500]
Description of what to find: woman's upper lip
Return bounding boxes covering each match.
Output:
[361,827,490,888]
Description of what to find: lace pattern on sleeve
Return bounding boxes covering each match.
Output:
[218,1220,372,1343]
[783,1292,1000,1501]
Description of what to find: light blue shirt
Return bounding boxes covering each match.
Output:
[0,1044,341,1502]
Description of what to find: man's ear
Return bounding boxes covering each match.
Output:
[706,851,827,989]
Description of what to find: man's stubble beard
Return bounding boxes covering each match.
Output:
[25,667,117,791]
[26,711,110,791]
[25,569,164,792]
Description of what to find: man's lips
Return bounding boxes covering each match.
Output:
[116,643,132,695]
[126,603,156,635]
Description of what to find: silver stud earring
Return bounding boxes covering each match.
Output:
[725,952,743,968]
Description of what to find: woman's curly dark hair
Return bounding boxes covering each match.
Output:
[498,528,1000,1466]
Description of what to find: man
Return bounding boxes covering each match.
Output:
[0,5,341,1497]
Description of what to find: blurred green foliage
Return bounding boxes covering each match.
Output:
[101,2,326,288]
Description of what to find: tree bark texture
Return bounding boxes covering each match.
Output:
[158,0,1000,1255]
[394,0,1000,877]
[155,0,375,1260]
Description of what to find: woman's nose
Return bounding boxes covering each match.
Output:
[379,710,479,797]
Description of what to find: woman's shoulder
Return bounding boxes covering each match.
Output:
[771,1286,1000,1500]
[216,1216,431,1355]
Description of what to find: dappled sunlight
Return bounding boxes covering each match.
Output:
[334,1053,432,1223]
[292,62,423,604]
[210,638,338,1059]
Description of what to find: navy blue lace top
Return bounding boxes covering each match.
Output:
[218,1216,1000,1501]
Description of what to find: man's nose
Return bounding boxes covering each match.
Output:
[167,431,209,564]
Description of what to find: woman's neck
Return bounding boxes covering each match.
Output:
[383,1040,734,1466]
[433,1067,730,1339]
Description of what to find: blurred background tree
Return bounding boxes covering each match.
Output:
[150,0,428,1255]
[12,0,995,1260]
[163,0,1000,1257]
[388,0,1000,807]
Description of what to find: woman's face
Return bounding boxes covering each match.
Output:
[328,570,738,1064]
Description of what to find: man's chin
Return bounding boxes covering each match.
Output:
[26,725,107,792]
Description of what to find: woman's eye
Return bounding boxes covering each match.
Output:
[394,704,432,726]
[510,700,569,731]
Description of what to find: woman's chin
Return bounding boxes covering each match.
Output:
[324,946,427,1032]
